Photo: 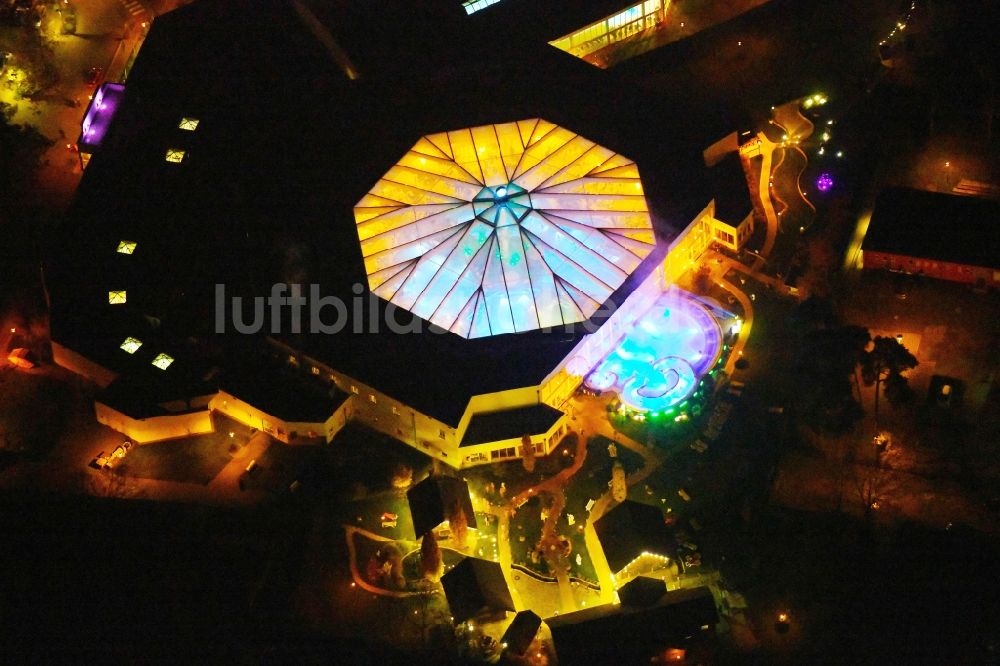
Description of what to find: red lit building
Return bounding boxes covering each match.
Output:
[861,187,1000,288]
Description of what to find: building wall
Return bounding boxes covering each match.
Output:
[268,340,461,465]
[549,0,665,58]
[708,209,754,252]
[459,417,569,467]
[52,341,117,388]
[862,250,998,287]
[85,204,719,459]
[208,389,348,444]
[95,401,214,444]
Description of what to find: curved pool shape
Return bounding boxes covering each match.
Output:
[585,290,722,412]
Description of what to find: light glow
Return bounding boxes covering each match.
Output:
[151,353,174,370]
[354,119,656,338]
[462,0,502,15]
[585,290,721,412]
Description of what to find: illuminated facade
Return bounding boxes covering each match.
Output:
[550,1,667,60]
[354,119,656,338]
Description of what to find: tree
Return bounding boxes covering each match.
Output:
[520,434,536,473]
[390,463,413,489]
[795,325,871,433]
[420,530,443,582]
[860,336,918,431]
[447,499,469,551]
[0,103,52,205]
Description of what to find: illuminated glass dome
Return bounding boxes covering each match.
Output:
[353,119,656,338]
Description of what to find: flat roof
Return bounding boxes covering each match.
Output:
[863,187,1000,270]
[219,364,349,424]
[547,586,718,664]
[460,403,563,447]
[710,152,751,225]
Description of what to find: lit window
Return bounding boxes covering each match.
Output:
[165,148,185,163]
[462,0,502,14]
[288,355,299,366]
[178,117,200,131]
[108,290,127,304]
[368,394,377,404]
[120,337,143,354]
[117,240,137,255]
[151,353,174,370]
[350,385,359,394]
[310,366,320,375]
[391,406,399,415]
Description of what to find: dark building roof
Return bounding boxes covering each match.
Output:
[499,609,542,656]
[459,403,563,447]
[219,363,349,423]
[710,152,751,225]
[593,500,675,572]
[863,187,1000,270]
[440,556,515,624]
[546,586,718,665]
[406,474,477,539]
[49,0,743,426]
[617,575,668,607]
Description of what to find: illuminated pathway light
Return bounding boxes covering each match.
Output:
[353,119,656,338]
[585,290,722,412]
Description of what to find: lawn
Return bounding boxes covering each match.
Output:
[116,433,234,485]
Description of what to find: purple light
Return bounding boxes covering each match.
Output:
[816,173,834,192]
[77,82,125,150]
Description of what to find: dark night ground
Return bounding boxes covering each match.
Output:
[2,486,997,664]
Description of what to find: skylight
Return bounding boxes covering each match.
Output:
[353,119,656,338]
[108,290,127,304]
[178,117,200,131]
[462,0,502,15]
[117,240,137,255]
[165,148,186,163]
[120,337,143,354]
[151,353,174,370]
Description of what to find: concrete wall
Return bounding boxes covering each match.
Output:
[95,401,214,444]
[52,341,117,388]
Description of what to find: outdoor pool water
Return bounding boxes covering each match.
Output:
[584,290,723,412]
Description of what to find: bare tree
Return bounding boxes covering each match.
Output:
[420,530,443,582]
[520,434,536,473]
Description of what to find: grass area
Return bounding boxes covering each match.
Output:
[0,366,75,459]
[509,495,547,574]
[328,422,433,496]
[117,434,234,485]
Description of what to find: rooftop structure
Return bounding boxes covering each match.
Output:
[499,609,542,656]
[460,403,563,447]
[355,119,656,338]
[546,586,718,665]
[862,187,1000,276]
[592,500,675,573]
[406,474,477,538]
[440,556,516,623]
